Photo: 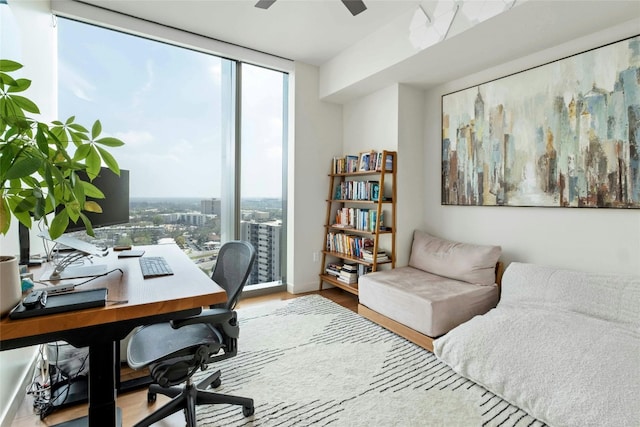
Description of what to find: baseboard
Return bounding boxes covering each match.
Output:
[0,346,39,427]
[358,304,435,352]
[243,282,287,299]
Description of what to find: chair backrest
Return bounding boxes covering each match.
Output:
[211,240,256,310]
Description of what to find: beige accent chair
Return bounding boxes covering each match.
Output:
[358,231,503,351]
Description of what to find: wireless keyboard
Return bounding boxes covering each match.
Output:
[139,257,174,278]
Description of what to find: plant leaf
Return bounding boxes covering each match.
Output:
[7,78,31,93]
[84,200,103,213]
[81,180,105,198]
[97,146,120,173]
[86,147,101,176]
[74,143,92,161]
[78,212,95,237]
[91,120,102,139]
[68,123,89,133]
[10,94,40,114]
[95,137,125,148]
[4,157,42,179]
[49,210,70,240]
[0,196,10,235]
[0,60,23,72]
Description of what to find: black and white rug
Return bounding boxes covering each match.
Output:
[195,295,544,426]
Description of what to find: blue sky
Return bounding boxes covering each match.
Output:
[58,17,284,199]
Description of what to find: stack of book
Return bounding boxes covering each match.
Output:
[362,248,389,263]
[337,263,358,285]
[325,263,342,277]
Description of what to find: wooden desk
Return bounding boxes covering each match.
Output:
[0,244,227,426]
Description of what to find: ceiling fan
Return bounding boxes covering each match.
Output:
[255,0,367,17]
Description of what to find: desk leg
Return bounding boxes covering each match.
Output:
[88,340,118,426]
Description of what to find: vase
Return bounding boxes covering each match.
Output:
[0,255,22,317]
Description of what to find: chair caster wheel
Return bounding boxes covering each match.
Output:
[147,391,156,403]
[242,405,254,417]
[211,377,222,388]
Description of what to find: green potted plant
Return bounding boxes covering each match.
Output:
[0,59,124,315]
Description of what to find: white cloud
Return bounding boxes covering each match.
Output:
[59,60,95,102]
[114,129,154,146]
[131,59,155,108]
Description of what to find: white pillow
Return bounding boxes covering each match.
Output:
[500,262,640,328]
[408,231,501,286]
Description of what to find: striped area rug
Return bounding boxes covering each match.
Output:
[194,294,545,427]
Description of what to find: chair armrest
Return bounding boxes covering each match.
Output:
[170,308,240,340]
[170,308,235,329]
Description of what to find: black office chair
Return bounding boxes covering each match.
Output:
[127,240,257,427]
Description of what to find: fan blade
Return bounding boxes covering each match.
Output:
[255,0,276,10]
[341,0,367,16]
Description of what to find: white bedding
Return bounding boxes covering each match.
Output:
[434,262,640,427]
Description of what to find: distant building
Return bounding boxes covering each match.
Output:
[201,198,221,215]
[240,220,282,285]
[180,213,206,226]
[254,211,270,221]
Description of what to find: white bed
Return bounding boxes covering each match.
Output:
[434,262,640,427]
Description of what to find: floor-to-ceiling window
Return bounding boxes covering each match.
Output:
[57,18,287,286]
[239,64,287,286]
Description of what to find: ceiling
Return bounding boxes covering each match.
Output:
[73,0,639,102]
[76,0,516,66]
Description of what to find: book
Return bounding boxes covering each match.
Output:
[333,155,361,174]
[363,254,389,262]
[337,275,357,284]
[370,182,380,201]
[374,152,383,171]
[339,269,357,277]
[341,263,357,273]
[358,264,372,277]
[385,153,393,171]
[346,155,359,173]
[326,266,341,276]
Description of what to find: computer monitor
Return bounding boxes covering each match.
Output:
[60,167,130,232]
[38,168,130,280]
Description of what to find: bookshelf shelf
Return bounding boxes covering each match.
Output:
[319,274,359,295]
[319,150,397,295]
[323,227,393,236]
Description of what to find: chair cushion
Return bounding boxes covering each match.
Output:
[127,322,221,370]
[358,267,500,337]
[408,231,501,286]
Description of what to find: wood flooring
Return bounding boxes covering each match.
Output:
[9,288,357,427]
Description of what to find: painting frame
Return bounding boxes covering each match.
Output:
[441,35,640,209]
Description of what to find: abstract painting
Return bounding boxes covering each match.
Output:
[442,35,640,208]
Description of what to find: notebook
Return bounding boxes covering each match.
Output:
[9,288,108,320]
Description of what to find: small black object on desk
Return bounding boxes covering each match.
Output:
[22,290,47,309]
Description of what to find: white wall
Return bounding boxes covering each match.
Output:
[0,3,55,425]
[422,19,640,276]
[288,62,342,293]
[396,84,425,266]
[342,83,426,267]
[1,0,56,259]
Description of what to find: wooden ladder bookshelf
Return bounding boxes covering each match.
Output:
[319,150,397,295]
